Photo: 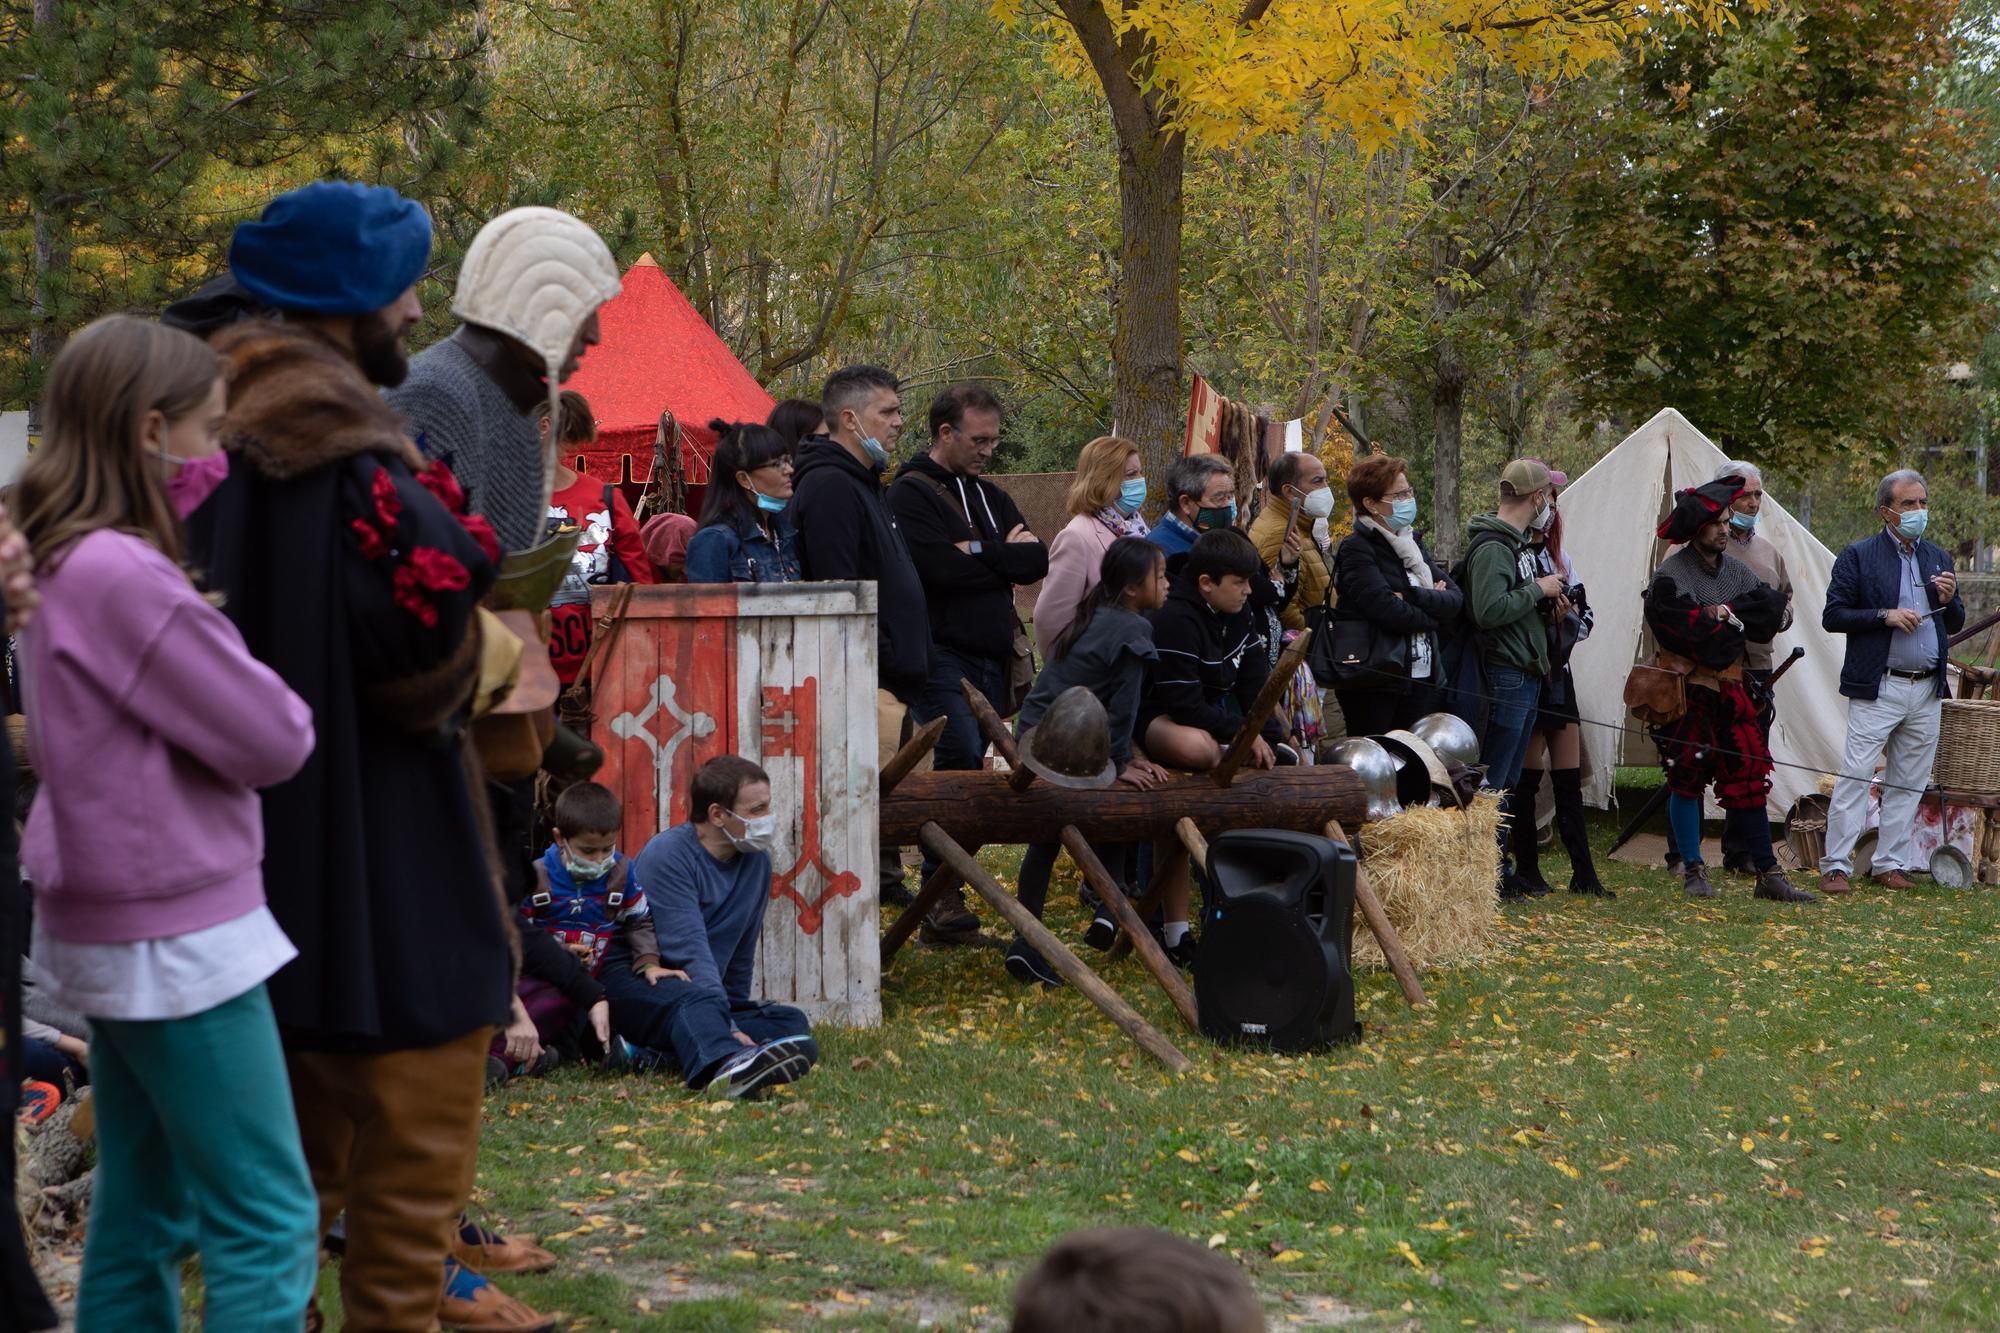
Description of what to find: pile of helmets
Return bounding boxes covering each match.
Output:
[1324,713,1482,821]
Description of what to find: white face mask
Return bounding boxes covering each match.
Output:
[1298,486,1336,520]
[726,808,778,855]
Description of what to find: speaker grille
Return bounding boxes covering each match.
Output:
[1197,894,1328,1034]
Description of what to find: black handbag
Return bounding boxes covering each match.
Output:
[1305,568,1409,687]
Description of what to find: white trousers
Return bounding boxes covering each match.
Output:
[1820,675,1942,876]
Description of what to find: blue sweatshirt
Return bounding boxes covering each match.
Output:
[628,822,772,1000]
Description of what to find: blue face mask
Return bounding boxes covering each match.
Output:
[1388,497,1418,531]
[1195,501,1236,531]
[1116,477,1148,516]
[1894,509,1929,540]
[1729,510,1757,531]
[754,491,789,514]
[860,436,890,469]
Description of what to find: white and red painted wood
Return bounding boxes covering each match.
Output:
[590,582,881,1025]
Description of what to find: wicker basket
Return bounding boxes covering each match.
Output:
[1934,698,2000,796]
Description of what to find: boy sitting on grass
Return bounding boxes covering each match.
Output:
[607,755,818,1100]
[1135,529,1289,966]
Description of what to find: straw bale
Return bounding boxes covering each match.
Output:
[1348,793,1502,971]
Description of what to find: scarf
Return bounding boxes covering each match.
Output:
[1358,515,1435,679]
[1097,505,1150,539]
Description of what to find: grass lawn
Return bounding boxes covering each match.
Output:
[436,797,2000,1331]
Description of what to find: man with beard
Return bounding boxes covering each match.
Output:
[388,208,621,555]
[184,181,527,1330]
[1641,475,1815,904]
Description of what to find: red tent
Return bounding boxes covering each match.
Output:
[562,253,775,497]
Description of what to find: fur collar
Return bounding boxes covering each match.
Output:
[215,319,422,480]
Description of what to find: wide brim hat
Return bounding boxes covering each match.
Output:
[1380,730,1453,795]
[1657,475,1744,544]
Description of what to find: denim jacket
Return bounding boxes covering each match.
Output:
[684,510,801,584]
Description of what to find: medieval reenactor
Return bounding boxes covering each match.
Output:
[1640,475,1816,903]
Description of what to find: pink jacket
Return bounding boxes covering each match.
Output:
[22,529,314,945]
[1034,513,1125,660]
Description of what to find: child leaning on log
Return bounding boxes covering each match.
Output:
[1005,538,1173,987]
[12,316,321,1330]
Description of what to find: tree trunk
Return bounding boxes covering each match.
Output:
[1431,330,1468,563]
[27,0,66,432]
[1114,126,1187,481]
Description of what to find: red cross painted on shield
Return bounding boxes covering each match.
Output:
[761,678,860,933]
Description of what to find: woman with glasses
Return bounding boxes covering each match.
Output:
[1329,453,1462,735]
[685,419,802,584]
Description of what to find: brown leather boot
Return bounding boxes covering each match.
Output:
[1682,864,1716,899]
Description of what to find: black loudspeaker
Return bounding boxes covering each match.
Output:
[1194,830,1361,1052]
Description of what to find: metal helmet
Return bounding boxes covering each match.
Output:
[1017,687,1117,789]
[1327,736,1402,821]
[1410,712,1480,771]
[1373,733,1441,808]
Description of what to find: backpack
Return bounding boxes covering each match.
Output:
[1433,528,1521,735]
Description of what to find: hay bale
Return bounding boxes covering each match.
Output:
[1348,792,1502,971]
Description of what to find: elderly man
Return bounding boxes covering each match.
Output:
[1818,469,1965,894]
[1642,475,1813,903]
[1149,454,1240,556]
[1713,461,1795,873]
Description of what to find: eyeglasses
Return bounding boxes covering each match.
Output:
[1382,487,1416,501]
[750,457,793,473]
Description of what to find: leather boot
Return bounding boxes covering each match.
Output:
[1508,769,1554,896]
[1551,768,1613,897]
[1683,863,1716,898]
[291,1030,490,1331]
[1755,869,1818,903]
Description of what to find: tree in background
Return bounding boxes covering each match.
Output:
[0,1,489,407]
[1559,0,1999,471]
[995,0,1759,478]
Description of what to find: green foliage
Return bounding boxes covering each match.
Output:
[1559,0,2000,471]
[0,1,489,405]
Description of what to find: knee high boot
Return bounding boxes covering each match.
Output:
[1509,769,1552,895]
[1551,768,1611,897]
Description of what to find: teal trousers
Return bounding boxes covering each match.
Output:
[78,984,318,1332]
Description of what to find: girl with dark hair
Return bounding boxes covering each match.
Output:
[685,419,802,583]
[1004,538,1171,986]
[767,398,825,451]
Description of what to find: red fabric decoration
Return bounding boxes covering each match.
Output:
[461,513,500,565]
[371,468,403,531]
[349,517,387,561]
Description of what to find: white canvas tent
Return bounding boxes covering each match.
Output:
[1561,408,1847,821]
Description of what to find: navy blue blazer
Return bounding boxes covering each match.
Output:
[1821,529,1964,699]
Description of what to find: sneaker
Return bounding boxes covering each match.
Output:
[1004,938,1064,987]
[1683,864,1717,899]
[608,1036,671,1073]
[1164,934,1198,971]
[1082,915,1119,952]
[705,1042,810,1100]
[17,1081,59,1126]
[453,1217,557,1275]
[438,1257,556,1332]
[1077,879,1105,914]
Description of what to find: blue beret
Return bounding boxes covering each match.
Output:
[229,181,432,316]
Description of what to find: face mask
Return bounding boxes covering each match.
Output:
[860,436,890,469]
[754,491,788,514]
[162,450,230,519]
[1116,477,1148,516]
[1894,509,1929,540]
[727,809,778,855]
[1729,510,1757,532]
[1195,501,1236,531]
[1299,487,1336,520]
[1532,499,1554,532]
[562,846,616,882]
[1387,497,1418,531]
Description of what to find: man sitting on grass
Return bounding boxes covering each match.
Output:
[604,755,819,1099]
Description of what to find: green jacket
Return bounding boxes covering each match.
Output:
[1463,513,1548,675]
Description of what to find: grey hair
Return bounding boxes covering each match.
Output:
[1164,453,1232,506]
[1876,469,1927,508]
[1715,460,1761,484]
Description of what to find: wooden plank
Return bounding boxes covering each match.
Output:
[920,824,1192,1075]
[838,607,882,1024]
[1326,820,1427,1010]
[1060,827,1198,1031]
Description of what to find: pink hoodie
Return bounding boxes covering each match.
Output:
[22,529,314,945]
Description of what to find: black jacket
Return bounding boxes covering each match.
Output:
[888,455,1049,661]
[789,435,931,701]
[1144,572,1286,745]
[1331,525,1462,693]
[1017,605,1156,771]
